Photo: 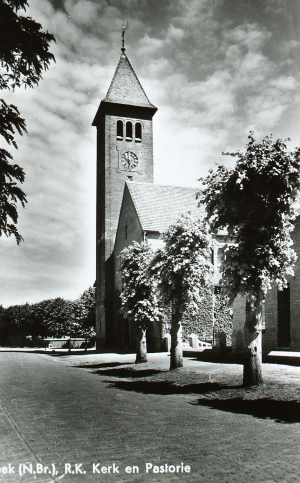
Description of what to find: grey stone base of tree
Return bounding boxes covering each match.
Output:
[170,314,183,370]
[135,327,147,363]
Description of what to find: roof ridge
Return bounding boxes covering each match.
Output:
[127,181,200,191]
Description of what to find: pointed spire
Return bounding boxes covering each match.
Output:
[92,28,157,125]
[100,24,156,108]
[103,53,156,108]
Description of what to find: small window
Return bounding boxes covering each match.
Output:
[126,121,132,141]
[135,122,142,142]
[117,120,123,140]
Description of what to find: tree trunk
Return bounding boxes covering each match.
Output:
[170,310,183,370]
[135,326,147,363]
[243,293,263,386]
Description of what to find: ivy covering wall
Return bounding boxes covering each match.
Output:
[182,287,233,345]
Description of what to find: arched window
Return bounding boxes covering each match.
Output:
[126,121,133,141]
[117,120,123,140]
[135,122,142,142]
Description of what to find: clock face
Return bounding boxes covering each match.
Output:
[121,151,138,171]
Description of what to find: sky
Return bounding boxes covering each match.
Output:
[1,0,300,307]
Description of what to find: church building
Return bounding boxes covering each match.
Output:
[92,39,212,350]
[92,40,300,357]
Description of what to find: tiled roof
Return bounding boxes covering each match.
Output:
[103,54,156,108]
[126,182,205,233]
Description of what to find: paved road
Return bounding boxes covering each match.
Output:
[0,351,300,483]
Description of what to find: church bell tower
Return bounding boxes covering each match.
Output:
[92,32,157,349]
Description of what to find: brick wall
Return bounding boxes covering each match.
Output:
[263,286,278,353]
[94,102,155,348]
[95,117,106,347]
[263,217,300,353]
[103,106,154,262]
[290,218,300,351]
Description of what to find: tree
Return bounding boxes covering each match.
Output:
[0,302,34,345]
[0,288,96,347]
[120,242,160,363]
[30,297,75,338]
[150,214,214,370]
[0,0,55,243]
[200,132,300,386]
[72,287,96,345]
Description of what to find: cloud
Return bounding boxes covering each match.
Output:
[166,24,185,43]
[1,0,300,306]
[139,34,165,58]
[64,0,100,26]
[223,23,271,52]
[265,0,288,15]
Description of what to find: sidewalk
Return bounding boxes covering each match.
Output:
[57,350,300,406]
[1,351,300,482]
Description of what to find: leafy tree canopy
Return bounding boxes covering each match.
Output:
[0,0,55,90]
[150,214,215,315]
[149,214,215,370]
[120,242,160,328]
[200,132,300,300]
[73,287,96,338]
[0,148,27,243]
[0,0,55,243]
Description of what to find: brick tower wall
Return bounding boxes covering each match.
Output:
[102,107,154,261]
[95,103,155,349]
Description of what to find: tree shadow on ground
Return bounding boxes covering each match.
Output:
[47,351,93,357]
[105,379,300,423]
[94,368,166,378]
[75,362,135,369]
[192,397,300,424]
[105,380,227,394]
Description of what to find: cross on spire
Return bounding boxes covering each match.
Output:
[121,22,128,53]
